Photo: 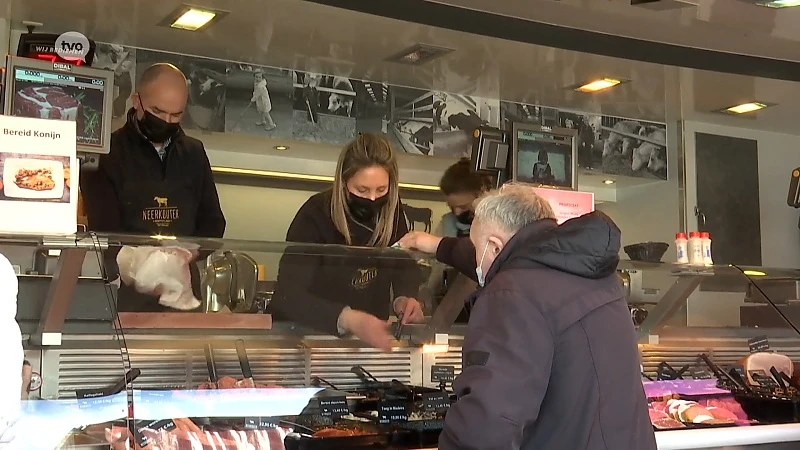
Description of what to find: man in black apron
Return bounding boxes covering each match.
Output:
[80,63,226,311]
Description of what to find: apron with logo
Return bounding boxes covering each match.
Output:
[116,178,201,312]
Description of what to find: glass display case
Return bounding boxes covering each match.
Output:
[9,233,800,449]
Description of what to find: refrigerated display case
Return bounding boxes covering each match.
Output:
[9,233,800,449]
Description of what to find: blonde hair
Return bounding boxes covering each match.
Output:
[330,133,400,247]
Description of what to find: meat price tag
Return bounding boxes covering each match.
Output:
[75,388,112,410]
[750,370,779,389]
[319,396,349,418]
[378,400,408,425]
[748,335,770,353]
[431,365,455,383]
[133,419,176,448]
[423,392,450,413]
[690,367,715,380]
[244,417,279,429]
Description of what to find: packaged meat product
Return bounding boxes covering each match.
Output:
[737,353,793,386]
[651,417,686,430]
[648,409,669,422]
[117,246,200,310]
[665,399,735,424]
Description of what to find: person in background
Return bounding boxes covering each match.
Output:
[303,76,320,124]
[80,63,226,311]
[531,149,554,185]
[437,158,490,238]
[399,183,656,450]
[424,159,489,310]
[252,71,276,131]
[270,133,425,351]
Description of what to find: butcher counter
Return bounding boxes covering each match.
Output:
[5,233,800,449]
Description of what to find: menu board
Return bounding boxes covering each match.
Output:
[0,115,78,234]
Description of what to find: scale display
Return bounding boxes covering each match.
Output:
[4,56,114,154]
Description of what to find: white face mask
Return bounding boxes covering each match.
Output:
[475,241,490,287]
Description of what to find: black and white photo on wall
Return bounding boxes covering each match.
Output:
[599,116,667,180]
[291,71,357,145]
[91,43,137,122]
[500,101,558,129]
[557,111,601,169]
[389,87,434,155]
[224,63,293,139]
[432,92,500,158]
[135,50,227,133]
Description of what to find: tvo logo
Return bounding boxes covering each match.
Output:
[55,31,90,62]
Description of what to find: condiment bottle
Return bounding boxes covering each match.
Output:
[688,232,704,266]
[700,232,713,266]
[675,232,689,264]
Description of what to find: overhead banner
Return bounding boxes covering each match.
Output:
[0,115,78,235]
[532,187,595,224]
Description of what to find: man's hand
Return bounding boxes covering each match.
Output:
[338,308,394,352]
[398,232,442,254]
[394,296,425,324]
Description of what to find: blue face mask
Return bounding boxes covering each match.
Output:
[475,242,490,287]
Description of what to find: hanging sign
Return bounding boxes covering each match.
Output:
[532,187,595,224]
[0,115,78,235]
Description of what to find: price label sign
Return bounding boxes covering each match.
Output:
[244,417,279,430]
[133,419,176,448]
[75,389,113,410]
[378,401,408,425]
[690,367,715,380]
[750,370,779,389]
[748,335,770,353]
[319,396,349,418]
[423,392,450,413]
[431,365,455,383]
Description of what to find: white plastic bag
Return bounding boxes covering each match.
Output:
[116,246,201,310]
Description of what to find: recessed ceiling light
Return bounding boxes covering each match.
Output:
[603,179,616,185]
[755,0,800,8]
[274,145,289,151]
[574,78,622,93]
[724,102,770,114]
[171,8,216,31]
[386,44,454,66]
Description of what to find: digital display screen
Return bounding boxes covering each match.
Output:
[515,130,573,188]
[10,67,106,148]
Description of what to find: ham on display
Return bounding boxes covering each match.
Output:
[14,86,80,120]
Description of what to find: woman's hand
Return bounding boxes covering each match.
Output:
[398,232,442,254]
[394,296,425,324]
[338,308,394,352]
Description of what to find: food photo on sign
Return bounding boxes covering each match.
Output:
[0,153,71,203]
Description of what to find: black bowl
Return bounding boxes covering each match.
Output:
[624,242,669,263]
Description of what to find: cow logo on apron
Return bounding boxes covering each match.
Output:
[142,196,180,228]
[351,268,378,290]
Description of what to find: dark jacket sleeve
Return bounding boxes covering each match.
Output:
[80,155,122,232]
[390,204,421,300]
[269,206,347,336]
[439,288,554,450]
[194,147,226,238]
[436,237,479,282]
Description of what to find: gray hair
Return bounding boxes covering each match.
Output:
[473,182,556,234]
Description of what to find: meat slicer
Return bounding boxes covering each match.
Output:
[200,251,258,313]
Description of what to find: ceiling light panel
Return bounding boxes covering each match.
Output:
[574,78,623,93]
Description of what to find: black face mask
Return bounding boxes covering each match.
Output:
[456,210,474,225]
[348,193,388,223]
[137,108,180,143]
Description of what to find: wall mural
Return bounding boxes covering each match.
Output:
[91,44,668,181]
